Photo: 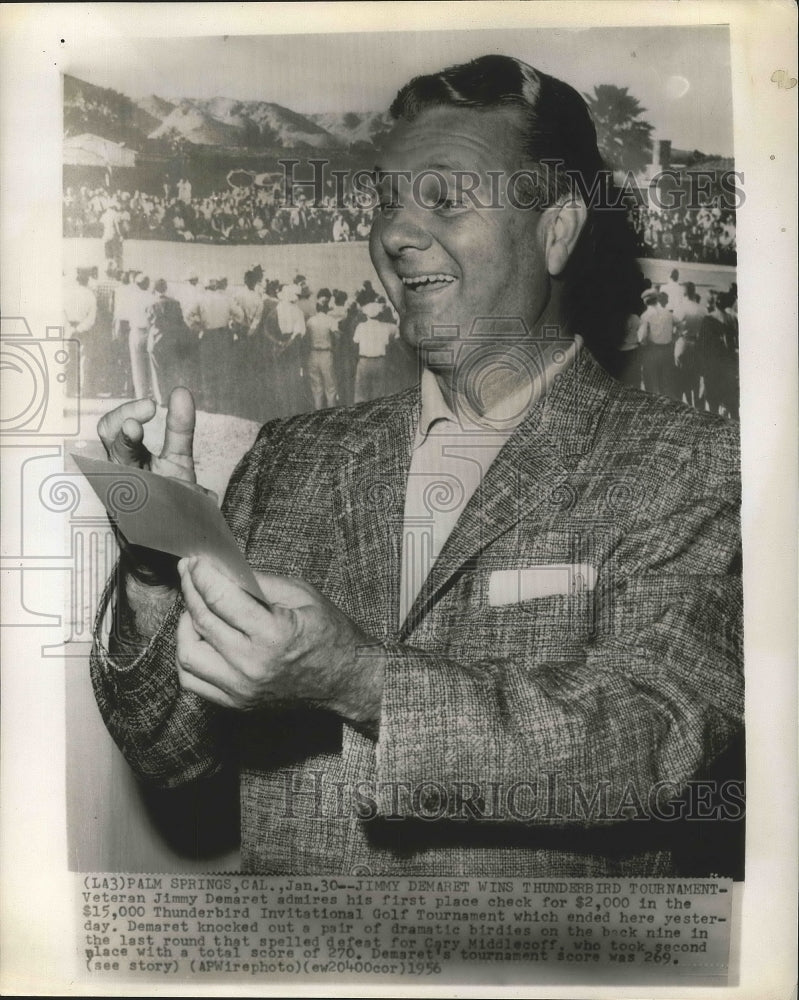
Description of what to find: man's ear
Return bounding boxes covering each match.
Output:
[542,197,588,277]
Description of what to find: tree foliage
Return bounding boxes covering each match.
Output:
[583,84,654,173]
[63,74,154,147]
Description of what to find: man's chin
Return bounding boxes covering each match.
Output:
[400,313,455,350]
[398,315,427,351]
[400,313,468,376]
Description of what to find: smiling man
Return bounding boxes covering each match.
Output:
[91,56,743,876]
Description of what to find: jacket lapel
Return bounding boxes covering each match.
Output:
[398,348,615,637]
[334,387,419,637]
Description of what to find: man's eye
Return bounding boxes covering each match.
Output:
[434,197,468,214]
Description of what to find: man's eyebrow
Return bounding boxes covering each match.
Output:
[427,161,471,173]
[373,161,475,175]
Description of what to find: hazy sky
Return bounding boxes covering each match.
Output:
[65,25,734,156]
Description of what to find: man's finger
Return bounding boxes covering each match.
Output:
[97,397,156,446]
[176,654,237,708]
[176,610,228,677]
[179,558,255,653]
[161,386,196,466]
[97,398,157,466]
[252,571,317,609]
[176,611,244,706]
[109,421,150,466]
[181,557,269,638]
[176,607,202,644]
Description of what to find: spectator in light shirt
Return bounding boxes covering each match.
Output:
[305,291,339,410]
[127,273,155,401]
[353,300,398,402]
[63,266,97,397]
[638,288,676,400]
[196,277,234,413]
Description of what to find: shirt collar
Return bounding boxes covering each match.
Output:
[417,368,457,440]
[415,335,582,447]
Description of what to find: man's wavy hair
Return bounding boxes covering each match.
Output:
[389,55,644,371]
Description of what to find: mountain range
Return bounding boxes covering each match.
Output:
[63,74,723,167]
[64,74,390,151]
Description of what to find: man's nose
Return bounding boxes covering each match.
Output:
[377,200,434,256]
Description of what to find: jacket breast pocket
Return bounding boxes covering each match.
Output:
[483,588,597,631]
[435,573,601,664]
[486,564,596,605]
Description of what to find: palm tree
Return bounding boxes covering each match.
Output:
[583,84,654,173]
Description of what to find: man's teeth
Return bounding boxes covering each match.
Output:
[401,273,456,289]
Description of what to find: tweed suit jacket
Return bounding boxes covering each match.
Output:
[91,346,743,876]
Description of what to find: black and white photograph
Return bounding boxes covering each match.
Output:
[1,2,796,996]
[65,22,748,876]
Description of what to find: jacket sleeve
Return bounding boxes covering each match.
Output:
[372,418,743,823]
[89,425,280,789]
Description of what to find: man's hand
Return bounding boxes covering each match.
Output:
[175,558,384,725]
[97,385,197,481]
[97,386,214,588]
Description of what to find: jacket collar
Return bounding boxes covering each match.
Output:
[538,342,619,461]
[333,340,615,461]
[333,349,618,637]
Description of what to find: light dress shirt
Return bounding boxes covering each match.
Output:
[306,311,337,350]
[198,290,232,331]
[399,337,580,624]
[662,280,684,315]
[63,284,97,334]
[638,305,674,346]
[230,287,264,333]
[274,302,306,338]
[620,313,641,351]
[353,320,397,358]
[128,286,154,331]
[176,284,202,329]
[677,299,706,343]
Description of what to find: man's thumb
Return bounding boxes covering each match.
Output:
[161,386,196,462]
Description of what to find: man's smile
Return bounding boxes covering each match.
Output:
[400,272,459,293]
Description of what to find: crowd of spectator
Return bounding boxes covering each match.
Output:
[612,268,739,421]
[630,203,737,264]
[62,263,416,423]
[63,180,373,247]
[64,180,736,264]
[64,258,739,424]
